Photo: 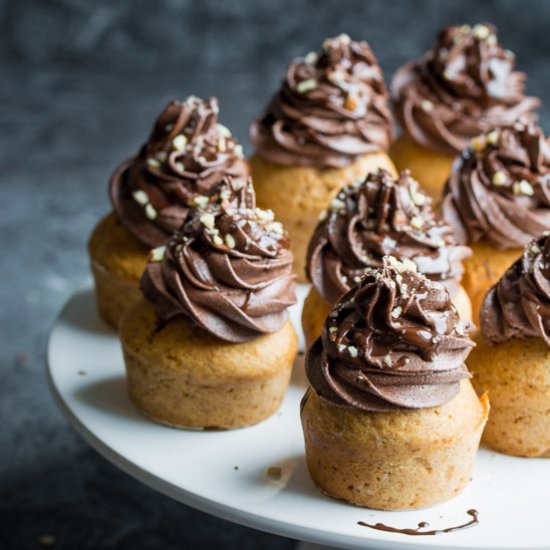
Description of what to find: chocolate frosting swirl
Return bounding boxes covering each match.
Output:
[307,169,471,305]
[250,34,393,168]
[110,96,249,248]
[306,256,473,412]
[391,23,540,154]
[442,122,550,249]
[480,235,550,345]
[141,201,297,343]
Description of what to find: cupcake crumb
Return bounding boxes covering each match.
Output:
[266,466,282,480]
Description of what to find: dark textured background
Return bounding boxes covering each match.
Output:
[2,1,549,549]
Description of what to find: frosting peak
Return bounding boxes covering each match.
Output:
[250,34,393,168]
[307,169,470,305]
[391,23,540,154]
[480,235,550,345]
[306,256,473,412]
[141,201,296,343]
[442,122,550,249]
[110,96,249,248]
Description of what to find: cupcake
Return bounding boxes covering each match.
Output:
[301,256,489,510]
[468,235,550,457]
[391,23,539,201]
[302,169,472,348]
[442,121,550,318]
[88,96,249,328]
[119,200,298,429]
[250,33,396,281]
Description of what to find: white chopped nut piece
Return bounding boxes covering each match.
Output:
[434,237,446,248]
[348,346,358,358]
[513,179,535,196]
[296,79,317,93]
[543,230,550,236]
[341,275,348,284]
[145,203,157,220]
[460,24,471,34]
[132,189,149,206]
[353,276,362,283]
[148,246,166,262]
[147,158,161,169]
[175,162,185,172]
[492,171,507,186]
[255,208,275,222]
[329,326,338,334]
[420,99,433,112]
[471,135,486,152]
[200,213,216,229]
[329,197,346,211]
[443,69,454,81]
[234,144,244,158]
[224,234,236,249]
[172,134,188,151]
[402,258,417,272]
[472,24,491,40]
[305,51,318,65]
[318,209,328,221]
[530,243,541,255]
[383,354,392,368]
[391,306,402,319]
[337,344,347,353]
[211,102,220,114]
[328,69,346,83]
[217,124,232,137]
[486,130,500,145]
[487,34,497,46]
[156,151,167,162]
[505,49,516,59]
[337,33,351,44]
[192,195,209,208]
[410,216,423,230]
[267,221,284,235]
[217,136,226,152]
[219,188,231,202]
[410,188,426,206]
[212,234,224,246]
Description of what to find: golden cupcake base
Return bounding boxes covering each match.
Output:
[119,299,298,430]
[390,133,455,205]
[88,212,149,329]
[461,241,522,323]
[468,335,550,458]
[250,152,397,282]
[301,380,489,510]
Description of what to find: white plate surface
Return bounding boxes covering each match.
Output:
[47,287,550,550]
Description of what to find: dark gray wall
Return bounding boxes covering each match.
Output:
[2,1,549,549]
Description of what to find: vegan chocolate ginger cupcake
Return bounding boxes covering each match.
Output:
[442,122,550,318]
[119,201,298,429]
[88,96,249,328]
[468,235,550,457]
[250,34,396,281]
[301,256,489,510]
[391,23,539,201]
[302,169,472,348]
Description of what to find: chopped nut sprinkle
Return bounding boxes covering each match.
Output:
[305,51,318,65]
[296,79,317,94]
[192,195,209,208]
[200,213,216,229]
[513,179,535,196]
[344,93,359,111]
[132,189,149,206]
[472,24,491,40]
[156,151,167,162]
[492,171,507,186]
[348,346,358,358]
[420,99,433,112]
[486,130,500,145]
[224,234,236,249]
[212,234,224,246]
[149,246,166,262]
[391,306,402,319]
[172,134,187,151]
[147,158,161,169]
[145,203,158,220]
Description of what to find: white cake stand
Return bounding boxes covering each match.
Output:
[47,286,550,550]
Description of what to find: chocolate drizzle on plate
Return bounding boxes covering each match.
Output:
[358,509,479,536]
